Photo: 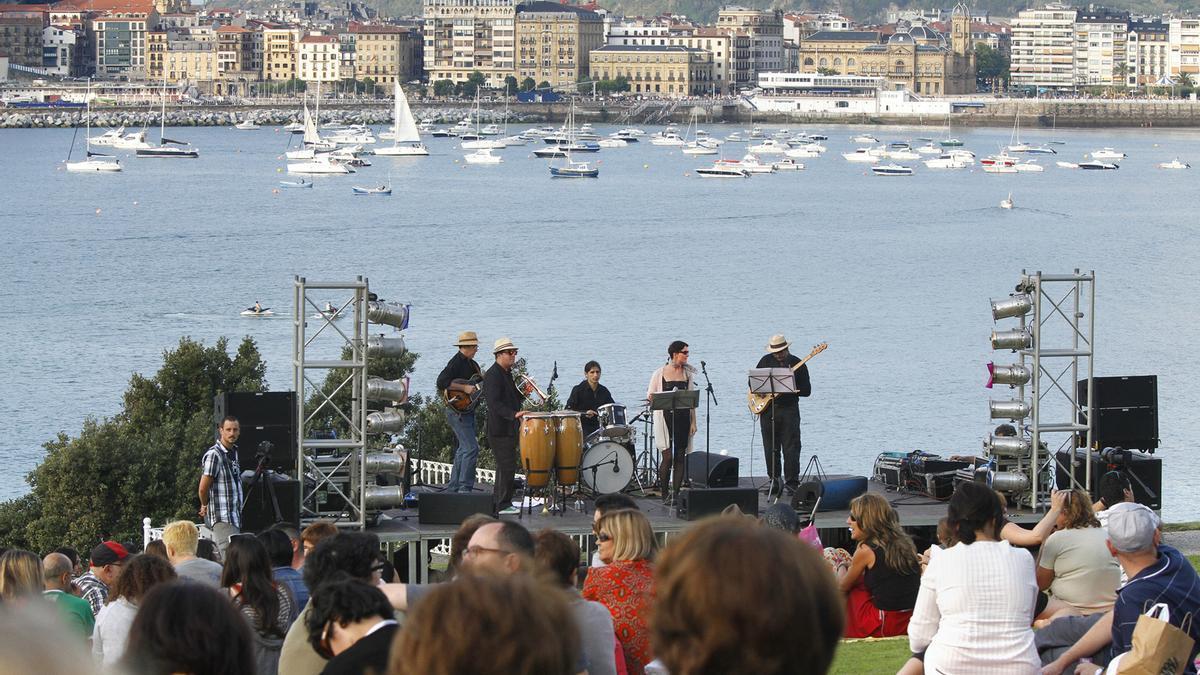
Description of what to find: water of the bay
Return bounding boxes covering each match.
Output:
[2,120,1197,518]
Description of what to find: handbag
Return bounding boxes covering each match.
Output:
[1106,603,1194,675]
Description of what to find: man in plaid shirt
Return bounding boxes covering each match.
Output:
[198,415,244,548]
[75,541,128,615]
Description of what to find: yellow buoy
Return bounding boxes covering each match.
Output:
[644,164,649,169]
[277,168,282,172]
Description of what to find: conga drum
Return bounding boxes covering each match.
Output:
[519,413,556,488]
[552,411,584,486]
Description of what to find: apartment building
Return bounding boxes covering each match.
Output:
[298,33,339,84]
[588,44,714,96]
[669,27,732,94]
[715,6,783,86]
[422,0,516,87]
[1169,18,1200,80]
[215,24,258,94]
[1128,18,1167,86]
[1074,7,1128,86]
[43,24,84,76]
[607,21,669,46]
[149,29,218,88]
[1010,6,1077,90]
[95,13,153,79]
[514,1,602,88]
[262,25,299,81]
[0,12,45,68]
[349,23,422,86]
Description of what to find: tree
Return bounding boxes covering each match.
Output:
[520,77,536,92]
[433,79,455,97]
[461,70,488,98]
[817,67,839,76]
[504,75,518,93]
[538,81,552,91]
[975,43,1010,87]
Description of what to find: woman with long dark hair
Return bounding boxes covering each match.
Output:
[93,553,176,667]
[220,535,298,675]
[122,581,256,675]
[645,340,696,503]
[836,493,921,637]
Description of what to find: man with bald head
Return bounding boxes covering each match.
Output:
[461,521,536,576]
[42,552,95,641]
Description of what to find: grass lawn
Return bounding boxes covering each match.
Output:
[829,555,1200,674]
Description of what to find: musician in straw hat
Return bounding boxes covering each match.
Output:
[437,331,484,493]
[756,334,811,496]
[483,337,528,515]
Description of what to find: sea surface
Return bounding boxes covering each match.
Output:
[2,121,1198,519]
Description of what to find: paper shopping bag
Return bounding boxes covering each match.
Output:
[1113,603,1194,675]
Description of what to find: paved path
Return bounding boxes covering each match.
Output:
[1164,530,1200,556]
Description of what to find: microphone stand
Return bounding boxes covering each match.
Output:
[700,360,717,486]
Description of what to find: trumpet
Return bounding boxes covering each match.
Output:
[517,374,548,405]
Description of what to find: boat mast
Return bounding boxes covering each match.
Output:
[160,70,168,145]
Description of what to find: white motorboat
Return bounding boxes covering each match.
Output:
[786,146,820,159]
[66,80,123,173]
[461,138,505,150]
[650,132,685,146]
[372,82,429,157]
[328,129,376,145]
[283,121,304,134]
[1079,160,1119,170]
[322,122,349,131]
[1159,158,1190,169]
[749,126,765,139]
[788,141,825,153]
[499,135,527,147]
[287,156,351,174]
[772,158,804,171]
[1056,161,1080,169]
[917,142,941,155]
[843,147,883,163]
[981,153,1019,167]
[480,124,502,136]
[278,178,313,188]
[597,138,627,148]
[923,154,970,169]
[88,126,124,146]
[724,132,745,143]
[1000,193,1014,209]
[983,164,1018,174]
[682,142,718,155]
[430,128,456,137]
[747,139,786,154]
[326,149,370,167]
[1091,148,1126,160]
[739,154,776,173]
[617,127,645,137]
[871,163,913,176]
[464,148,503,164]
[111,130,152,150]
[532,146,568,158]
[851,134,878,144]
[695,160,749,178]
[885,148,921,160]
[234,119,260,130]
[1013,161,1044,173]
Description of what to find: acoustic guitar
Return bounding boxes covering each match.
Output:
[746,343,828,415]
[444,374,484,412]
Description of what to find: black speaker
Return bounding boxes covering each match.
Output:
[236,425,297,476]
[241,478,300,533]
[215,391,297,429]
[1092,407,1159,450]
[1055,449,1162,510]
[1078,376,1158,410]
[418,492,494,525]
[677,487,758,521]
[685,452,739,488]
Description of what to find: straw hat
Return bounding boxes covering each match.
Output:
[454,331,479,347]
[766,334,791,353]
[493,337,518,354]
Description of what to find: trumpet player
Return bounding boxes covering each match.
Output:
[484,337,527,516]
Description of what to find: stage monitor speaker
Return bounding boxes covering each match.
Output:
[236,425,297,476]
[241,478,300,533]
[1077,376,1158,410]
[685,452,739,488]
[815,475,869,512]
[1091,407,1159,451]
[1055,449,1162,510]
[677,487,758,521]
[418,492,494,525]
[214,391,297,429]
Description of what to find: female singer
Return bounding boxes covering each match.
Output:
[646,340,696,504]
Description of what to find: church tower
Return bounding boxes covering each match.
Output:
[951,2,972,57]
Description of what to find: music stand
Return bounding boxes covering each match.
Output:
[650,390,699,505]
[748,368,798,503]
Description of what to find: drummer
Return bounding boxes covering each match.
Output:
[565,360,615,438]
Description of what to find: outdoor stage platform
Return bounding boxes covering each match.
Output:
[367,476,1048,583]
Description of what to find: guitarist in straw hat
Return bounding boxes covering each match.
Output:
[437,331,483,493]
[756,334,811,496]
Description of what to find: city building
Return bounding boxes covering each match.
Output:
[1074,6,1129,86]
[297,33,339,84]
[1127,18,1167,86]
[1010,5,1077,90]
[1168,18,1200,81]
[715,7,783,87]
[149,28,218,89]
[668,26,732,94]
[261,25,299,82]
[588,43,714,96]
[348,23,422,86]
[43,24,84,76]
[94,12,154,80]
[856,10,975,95]
[0,10,45,69]
[607,20,669,46]
[515,1,602,88]
[422,0,516,87]
[215,24,258,95]
[797,30,880,75]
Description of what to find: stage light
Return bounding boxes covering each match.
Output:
[983,434,1032,457]
[363,485,405,509]
[991,294,1032,321]
[367,335,406,357]
[367,301,410,330]
[989,470,1030,493]
[366,409,406,433]
[989,399,1031,420]
[1015,274,1037,294]
[367,377,409,404]
[987,363,1031,388]
[991,327,1032,351]
[365,448,407,474]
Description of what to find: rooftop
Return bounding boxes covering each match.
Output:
[593,44,703,53]
[299,34,337,43]
[516,1,599,18]
[803,30,882,42]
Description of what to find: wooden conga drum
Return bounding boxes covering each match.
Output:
[519,413,556,488]
[553,411,584,486]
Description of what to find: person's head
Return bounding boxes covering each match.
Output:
[272,524,304,567]
[760,503,800,534]
[584,360,601,386]
[667,340,689,365]
[993,423,1017,437]
[463,521,535,575]
[122,581,256,675]
[936,516,959,548]
[89,541,130,586]
[304,532,383,590]
[218,415,240,447]
[0,602,94,673]
[111,553,176,604]
[454,331,480,359]
[302,520,340,557]
[42,552,75,592]
[258,529,294,569]
[0,550,44,601]
[1105,502,1162,557]
[846,493,919,574]
[651,517,843,675]
[592,493,638,532]
[161,520,200,561]
[533,529,581,588]
[52,547,82,577]
[948,482,1005,544]
[1098,471,1134,509]
[305,573,395,659]
[222,534,285,635]
[448,513,497,577]
[144,539,169,561]
[389,572,579,675]
[493,337,519,369]
[196,538,221,564]
[595,508,656,565]
[766,334,791,361]
[1057,488,1101,530]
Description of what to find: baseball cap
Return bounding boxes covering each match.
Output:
[1106,502,1160,553]
[90,541,129,567]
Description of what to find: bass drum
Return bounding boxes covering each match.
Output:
[579,440,634,495]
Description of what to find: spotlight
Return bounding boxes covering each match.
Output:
[989,399,1031,420]
[986,363,1031,388]
[367,377,409,404]
[367,301,410,330]
[367,335,406,357]
[991,328,1032,351]
[363,485,405,509]
[989,470,1030,493]
[366,409,406,433]
[983,434,1032,457]
[365,447,407,474]
[991,294,1033,321]
[1015,274,1037,294]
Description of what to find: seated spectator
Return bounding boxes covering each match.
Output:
[1093,471,1134,527]
[302,521,340,558]
[53,547,84,578]
[1000,487,1067,548]
[1035,488,1121,624]
[388,572,579,675]
[121,580,256,675]
[535,529,619,675]
[582,509,657,675]
[196,537,222,565]
[77,541,129,615]
[93,553,176,667]
[0,549,45,604]
[304,574,397,675]
[590,494,638,568]
[42,552,96,642]
[446,513,497,579]
[651,517,844,675]
[908,482,1040,673]
[271,524,306,571]
[834,493,921,638]
[0,602,94,674]
[144,540,169,561]
[1040,503,1200,675]
[162,520,223,587]
[222,534,298,675]
[260,528,309,609]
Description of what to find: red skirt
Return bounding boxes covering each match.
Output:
[844,580,913,638]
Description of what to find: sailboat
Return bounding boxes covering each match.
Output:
[461,92,504,150]
[1005,107,1056,155]
[549,102,598,178]
[940,113,963,147]
[373,81,428,156]
[137,74,199,158]
[66,79,122,172]
[681,110,718,155]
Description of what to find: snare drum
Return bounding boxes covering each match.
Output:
[597,403,627,428]
[552,411,583,486]
[519,413,557,488]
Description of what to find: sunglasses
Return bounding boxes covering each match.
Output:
[596,533,612,543]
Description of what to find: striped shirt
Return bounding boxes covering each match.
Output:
[201,441,243,529]
[75,572,108,616]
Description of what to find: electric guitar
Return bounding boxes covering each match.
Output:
[444,374,484,412]
[746,342,828,415]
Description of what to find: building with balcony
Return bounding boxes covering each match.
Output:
[797,30,881,75]
[1169,18,1200,81]
[422,0,516,87]
[261,25,299,82]
[1074,7,1129,87]
[348,23,422,87]
[1128,18,1167,87]
[298,33,339,85]
[43,24,83,76]
[715,6,783,86]
[668,27,733,94]
[0,12,45,69]
[215,24,258,95]
[515,1,602,88]
[588,44,714,97]
[1010,5,1077,90]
